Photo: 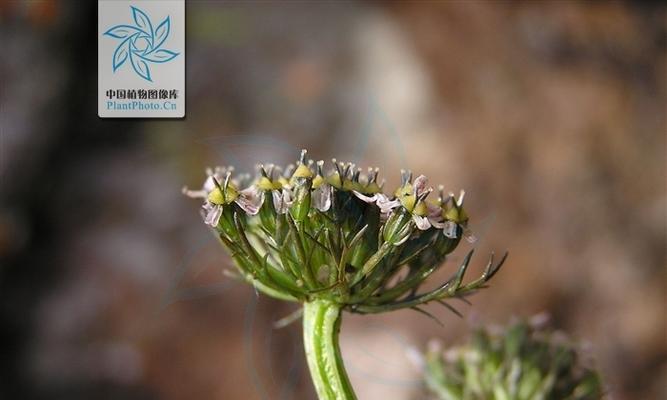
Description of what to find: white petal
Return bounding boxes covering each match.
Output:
[272,189,293,214]
[430,219,446,229]
[202,176,216,192]
[203,203,223,226]
[236,187,264,215]
[375,193,389,202]
[405,346,425,370]
[412,214,431,230]
[426,202,442,219]
[463,227,477,243]
[379,202,401,214]
[376,194,400,213]
[443,221,458,238]
[272,191,286,214]
[413,175,429,196]
[313,184,333,212]
[182,187,208,199]
[282,188,292,203]
[352,190,377,203]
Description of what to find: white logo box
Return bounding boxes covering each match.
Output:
[98,0,185,118]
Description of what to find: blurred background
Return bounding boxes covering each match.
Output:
[1,1,665,399]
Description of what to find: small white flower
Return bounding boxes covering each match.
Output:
[182,166,230,199]
[368,174,434,231]
[352,167,383,204]
[431,189,476,241]
[184,169,264,227]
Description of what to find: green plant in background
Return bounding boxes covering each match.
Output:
[183,150,506,400]
[420,316,604,400]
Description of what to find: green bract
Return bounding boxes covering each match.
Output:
[183,149,505,311]
[422,318,604,400]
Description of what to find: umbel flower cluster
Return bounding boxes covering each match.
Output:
[183,150,506,313]
[420,317,604,400]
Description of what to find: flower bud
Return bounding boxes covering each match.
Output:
[258,190,276,232]
[383,209,413,245]
[290,177,312,222]
[349,205,380,268]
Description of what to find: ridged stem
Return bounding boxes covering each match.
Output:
[302,300,357,400]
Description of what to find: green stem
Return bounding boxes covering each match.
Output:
[303,300,357,400]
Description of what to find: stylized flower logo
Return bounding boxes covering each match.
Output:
[103,6,179,82]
